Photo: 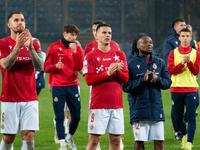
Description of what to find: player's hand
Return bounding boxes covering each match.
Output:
[24,29,33,50]
[75,40,82,49]
[150,70,157,83]
[144,70,152,82]
[48,83,52,93]
[56,60,64,69]
[69,43,77,53]
[185,54,190,63]
[182,54,190,65]
[14,30,28,50]
[107,63,118,76]
[116,60,124,74]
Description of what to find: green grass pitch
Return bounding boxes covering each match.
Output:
[0,74,200,150]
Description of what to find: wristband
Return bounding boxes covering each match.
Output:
[107,71,111,77]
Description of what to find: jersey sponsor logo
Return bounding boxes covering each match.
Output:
[103,58,111,61]
[136,73,144,77]
[113,55,119,61]
[96,65,104,73]
[17,57,31,61]
[153,63,157,69]
[58,53,65,56]
[83,60,88,74]
[136,65,140,69]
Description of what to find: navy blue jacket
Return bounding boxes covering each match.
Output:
[122,52,172,123]
[163,22,196,62]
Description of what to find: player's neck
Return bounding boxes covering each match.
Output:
[98,43,110,53]
[10,31,17,41]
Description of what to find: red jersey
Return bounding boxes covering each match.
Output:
[83,48,128,109]
[84,40,120,55]
[0,36,41,102]
[44,40,84,87]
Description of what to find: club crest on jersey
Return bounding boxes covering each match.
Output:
[113,55,119,61]
[90,124,94,130]
[97,57,100,61]
[92,47,95,50]
[137,65,140,69]
[1,123,4,129]
[9,45,12,49]
[153,63,157,69]
[175,41,178,45]
[54,97,58,102]
[59,47,62,51]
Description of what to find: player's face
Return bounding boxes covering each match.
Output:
[174,21,186,34]
[7,13,26,34]
[137,36,153,55]
[96,26,112,45]
[63,32,77,42]
[179,31,192,47]
[92,24,98,38]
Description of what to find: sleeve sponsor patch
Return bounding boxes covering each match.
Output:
[83,60,88,74]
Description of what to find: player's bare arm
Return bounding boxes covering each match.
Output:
[0,31,28,70]
[25,29,44,71]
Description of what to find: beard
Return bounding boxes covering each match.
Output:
[140,49,152,55]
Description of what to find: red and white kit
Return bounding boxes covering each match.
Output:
[83,48,128,109]
[0,36,41,102]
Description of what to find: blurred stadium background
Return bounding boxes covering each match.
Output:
[1,0,200,59]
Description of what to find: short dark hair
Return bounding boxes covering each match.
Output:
[8,11,23,21]
[63,25,80,34]
[92,20,105,26]
[172,18,185,27]
[132,33,147,55]
[179,28,191,35]
[96,24,111,33]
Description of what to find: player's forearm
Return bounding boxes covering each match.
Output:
[29,48,44,71]
[1,49,20,70]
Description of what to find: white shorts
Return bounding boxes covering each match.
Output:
[88,108,124,135]
[1,101,39,134]
[132,121,164,142]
